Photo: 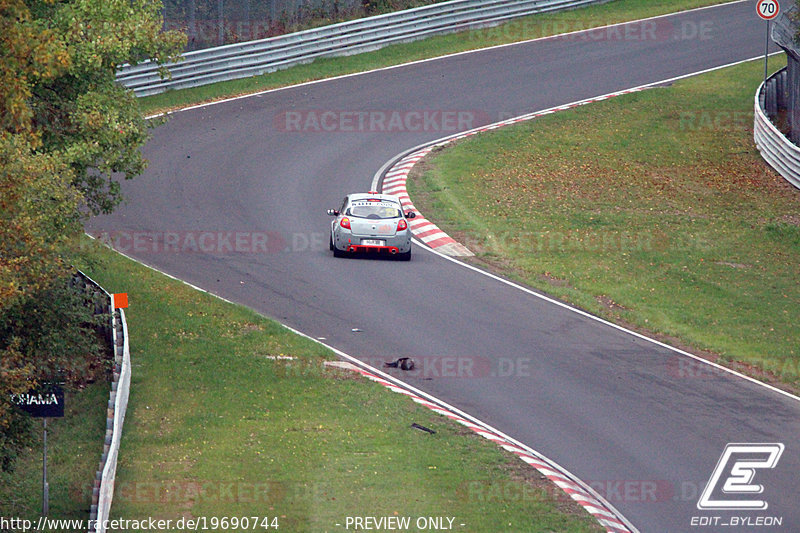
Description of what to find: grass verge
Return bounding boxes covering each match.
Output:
[139,0,732,116]
[407,55,800,391]
[14,239,597,532]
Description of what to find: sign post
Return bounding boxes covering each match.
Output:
[758,0,780,86]
[43,419,48,516]
[11,383,65,515]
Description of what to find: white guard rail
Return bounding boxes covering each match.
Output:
[76,273,131,533]
[93,305,130,533]
[117,0,609,96]
[754,68,800,190]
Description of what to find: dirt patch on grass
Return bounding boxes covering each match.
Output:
[595,294,629,312]
[713,261,751,269]
[780,213,800,226]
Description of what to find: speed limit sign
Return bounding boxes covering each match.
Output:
[758,0,780,20]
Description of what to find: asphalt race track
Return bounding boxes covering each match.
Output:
[88,2,800,531]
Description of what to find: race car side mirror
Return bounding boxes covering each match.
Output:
[327,209,339,216]
[405,211,416,219]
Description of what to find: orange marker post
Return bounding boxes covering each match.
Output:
[113,293,129,309]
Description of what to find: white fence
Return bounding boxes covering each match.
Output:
[754,67,800,190]
[117,0,609,96]
[76,273,131,533]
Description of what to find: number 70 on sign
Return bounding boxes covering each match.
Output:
[758,0,779,20]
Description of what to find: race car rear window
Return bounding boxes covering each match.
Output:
[350,203,402,219]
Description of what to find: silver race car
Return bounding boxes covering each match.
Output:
[327,192,415,260]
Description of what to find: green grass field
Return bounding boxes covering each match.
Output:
[139,0,732,115]
[0,240,601,531]
[408,55,800,390]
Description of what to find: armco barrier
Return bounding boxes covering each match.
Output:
[75,272,131,533]
[117,0,609,96]
[754,67,800,190]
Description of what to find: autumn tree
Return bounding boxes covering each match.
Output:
[0,0,185,470]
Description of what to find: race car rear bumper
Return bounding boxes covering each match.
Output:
[346,245,400,255]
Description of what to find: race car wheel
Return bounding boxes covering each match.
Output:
[332,237,346,257]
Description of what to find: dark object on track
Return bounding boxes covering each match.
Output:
[385,357,415,370]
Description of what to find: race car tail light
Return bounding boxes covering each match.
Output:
[340,217,351,229]
[397,219,408,231]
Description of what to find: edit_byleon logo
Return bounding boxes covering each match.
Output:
[697,443,785,510]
